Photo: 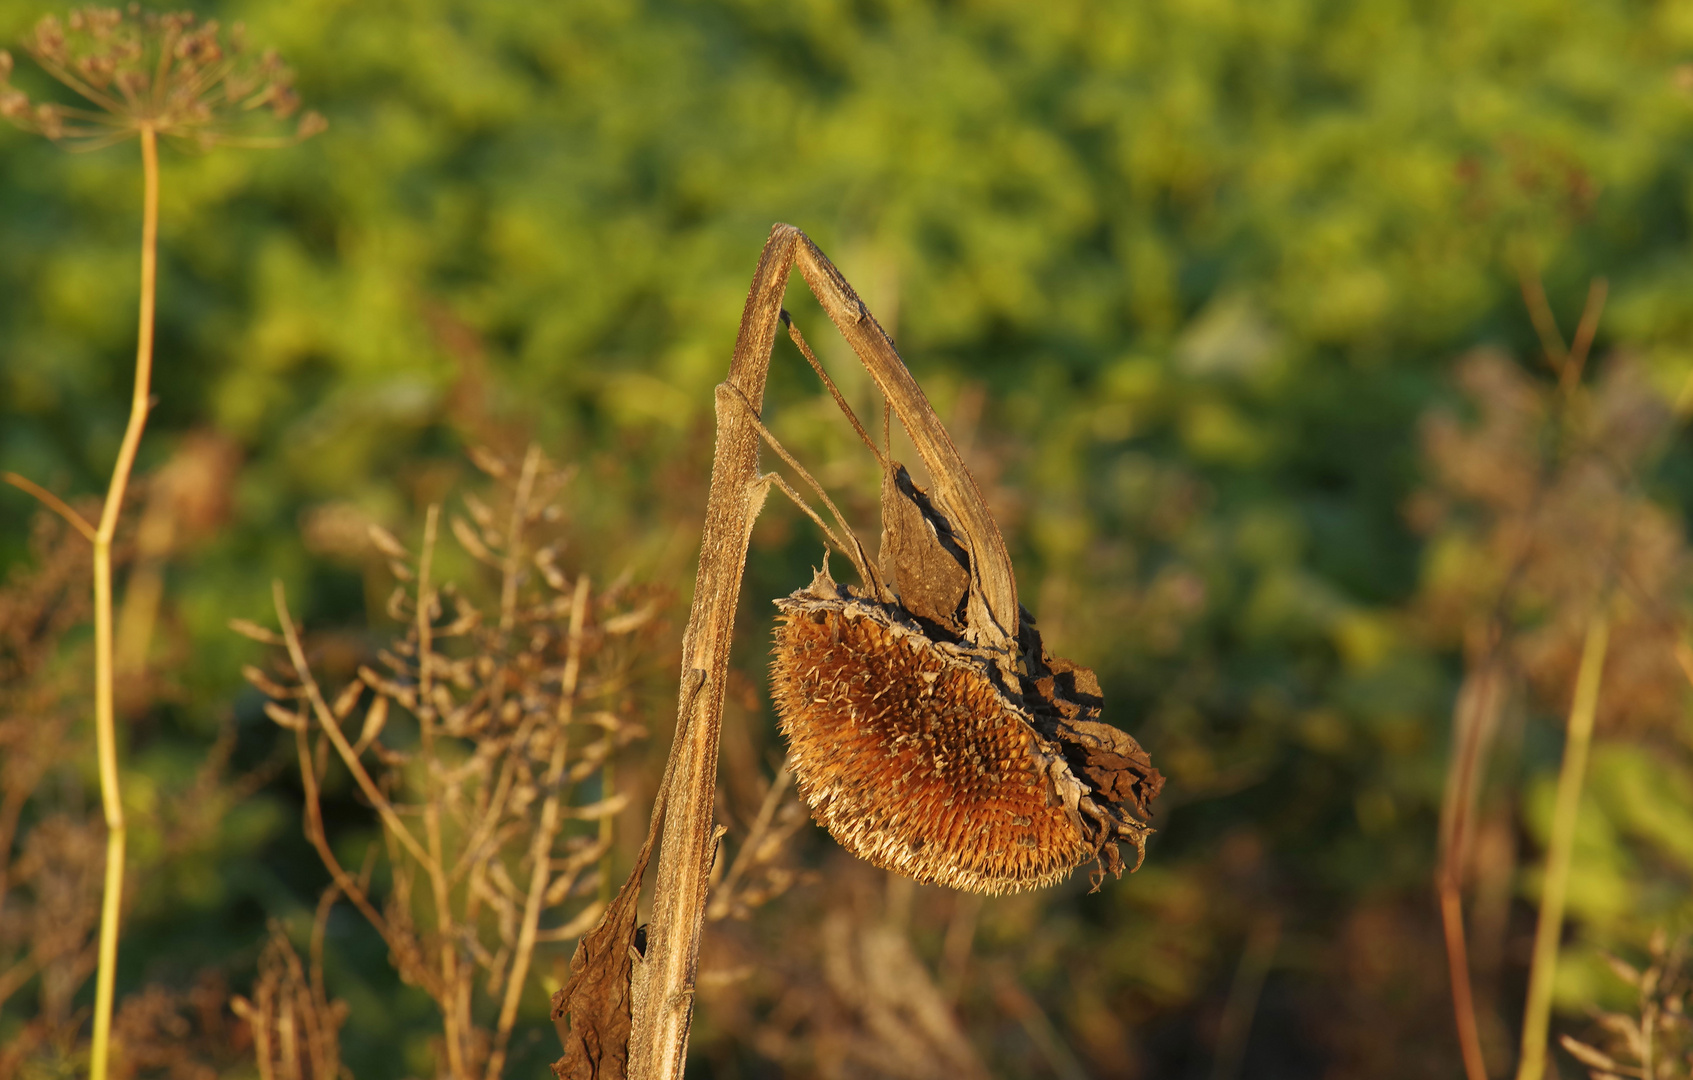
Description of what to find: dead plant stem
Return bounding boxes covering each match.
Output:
[1515,613,1610,1080]
[89,121,158,1080]
[1439,653,1505,1080]
[273,580,434,869]
[1441,886,1490,1080]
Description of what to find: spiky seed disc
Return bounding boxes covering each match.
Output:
[771,600,1096,894]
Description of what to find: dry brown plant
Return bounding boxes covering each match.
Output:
[1560,931,1693,1080]
[0,510,108,1079]
[0,7,323,150]
[0,501,269,1080]
[239,445,656,1080]
[231,904,350,1080]
[704,760,812,923]
[1414,283,1693,1079]
[106,972,252,1080]
[693,867,992,1080]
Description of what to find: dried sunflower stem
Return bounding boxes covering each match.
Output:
[89,121,158,1080]
[629,223,1019,1079]
[1515,613,1610,1080]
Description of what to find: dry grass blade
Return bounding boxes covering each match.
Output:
[1558,932,1692,1080]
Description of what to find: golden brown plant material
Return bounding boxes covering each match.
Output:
[246,445,652,1080]
[771,560,1161,893]
[770,401,1161,893]
[1559,931,1691,1080]
[231,922,347,1080]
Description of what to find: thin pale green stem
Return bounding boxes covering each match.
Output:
[2,473,97,542]
[1515,614,1610,1080]
[90,122,158,1080]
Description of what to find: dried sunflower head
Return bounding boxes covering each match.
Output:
[771,464,1163,895]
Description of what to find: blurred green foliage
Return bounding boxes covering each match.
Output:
[5,0,1693,1076]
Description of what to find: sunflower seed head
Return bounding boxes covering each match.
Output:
[771,568,1161,894]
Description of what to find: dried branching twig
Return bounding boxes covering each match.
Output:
[231,908,349,1080]
[1,15,321,1077]
[241,445,655,1080]
[705,761,811,923]
[1415,285,1693,1079]
[1560,932,1693,1080]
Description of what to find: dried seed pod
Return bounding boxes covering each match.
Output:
[771,562,1163,895]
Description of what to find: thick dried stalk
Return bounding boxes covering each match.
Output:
[1515,614,1610,1080]
[628,223,1021,1079]
[89,121,159,1080]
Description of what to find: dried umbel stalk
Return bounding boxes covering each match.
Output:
[0,7,324,150]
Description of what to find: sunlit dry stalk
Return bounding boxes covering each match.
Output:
[0,119,158,1080]
[487,573,589,1080]
[1413,271,1693,1080]
[231,900,349,1080]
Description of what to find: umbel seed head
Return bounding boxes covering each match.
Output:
[771,565,1162,895]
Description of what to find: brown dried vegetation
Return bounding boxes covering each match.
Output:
[0,510,107,1076]
[1560,932,1693,1080]
[230,915,349,1080]
[241,445,658,1080]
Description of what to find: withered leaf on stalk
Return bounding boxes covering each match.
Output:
[878,462,971,632]
[549,845,648,1080]
[554,671,704,1079]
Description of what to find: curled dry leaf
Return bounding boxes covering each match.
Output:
[549,843,649,1080]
